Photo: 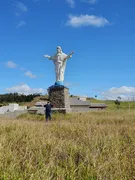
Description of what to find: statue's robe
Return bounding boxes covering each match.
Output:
[49,52,72,82]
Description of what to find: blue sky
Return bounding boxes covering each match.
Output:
[0,0,135,100]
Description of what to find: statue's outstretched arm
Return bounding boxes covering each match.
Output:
[44,55,54,60]
[65,51,74,60]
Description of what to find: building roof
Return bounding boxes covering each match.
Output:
[70,98,107,108]
[70,98,90,106]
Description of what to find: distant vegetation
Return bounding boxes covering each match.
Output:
[0,93,41,104]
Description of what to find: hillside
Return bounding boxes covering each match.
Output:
[21,95,49,107]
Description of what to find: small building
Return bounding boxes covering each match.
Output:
[0,103,27,115]
[70,97,107,112]
[70,97,90,112]
[27,98,107,114]
[79,96,87,101]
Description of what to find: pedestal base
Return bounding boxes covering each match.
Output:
[54,81,63,86]
[48,85,71,113]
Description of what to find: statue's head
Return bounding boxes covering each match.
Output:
[56,46,62,54]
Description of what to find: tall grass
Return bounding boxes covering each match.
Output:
[0,110,135,179]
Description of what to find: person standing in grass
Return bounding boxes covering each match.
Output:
[44,101,53,122]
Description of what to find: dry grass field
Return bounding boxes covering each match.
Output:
[0,110,135,179]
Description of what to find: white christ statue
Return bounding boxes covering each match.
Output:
[44,46,74,85]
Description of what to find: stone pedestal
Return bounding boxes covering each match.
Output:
[48,85,71,113]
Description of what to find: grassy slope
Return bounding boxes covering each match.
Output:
[0,110,135,179]
[90,98,135,110]
[20,95,48,107]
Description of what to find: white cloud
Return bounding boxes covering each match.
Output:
[16,21,26,28]
[66,0,75,8]
[14,1,28,12]
[101,86,135,100]
[5,62,38,79]
[24,71,36,78]
[66,14,110,27]
[82,0,98,4]
[6,61,17,68]
[5,84,46,95]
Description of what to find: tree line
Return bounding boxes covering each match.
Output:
[0,93,41,103]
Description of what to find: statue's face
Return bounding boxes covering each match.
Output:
[57,46,62,53]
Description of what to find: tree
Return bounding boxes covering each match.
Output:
[114,99,121,109]
[0,93,41,103]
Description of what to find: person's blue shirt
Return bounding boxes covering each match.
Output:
[44,103,53,113]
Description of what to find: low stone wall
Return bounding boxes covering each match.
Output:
[18,106,27,111]
[0,106,9,114]
[28,107,71,115]
[3,110,27,118]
